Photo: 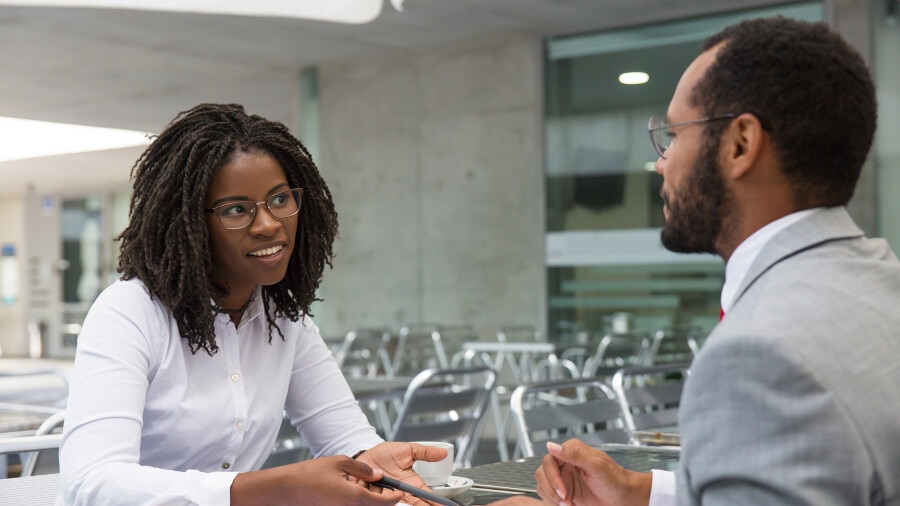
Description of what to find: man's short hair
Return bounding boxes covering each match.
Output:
[694,17,877,206]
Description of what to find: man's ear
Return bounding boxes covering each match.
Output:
[721,113,766,179]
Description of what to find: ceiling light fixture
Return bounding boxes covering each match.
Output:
[0,117,152,163]
[0,0,395,24]
[619,72,650,85]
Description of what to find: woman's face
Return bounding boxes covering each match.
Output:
[204,150,297,307]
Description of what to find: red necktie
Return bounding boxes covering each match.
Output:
[719,308,725,322]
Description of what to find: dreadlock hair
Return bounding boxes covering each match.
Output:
[117,103,338,355]
[694,17,877,207]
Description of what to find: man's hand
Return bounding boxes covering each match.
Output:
[535,440,652,506]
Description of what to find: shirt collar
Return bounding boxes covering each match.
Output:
[213,286,264,330]
[720,208,819,312]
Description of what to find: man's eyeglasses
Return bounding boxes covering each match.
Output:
[205,188,303,230]
[648,114,737,159]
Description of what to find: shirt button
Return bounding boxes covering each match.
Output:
[221,463,231,469]
[236,420,245,430]
[231,373,240,382]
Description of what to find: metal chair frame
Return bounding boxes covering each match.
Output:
[510,377,630,458]
[333,327,394,378]
[389,366,496,469]
[581,332,651,378]
[647,326,705,365]
[611,363,690,437]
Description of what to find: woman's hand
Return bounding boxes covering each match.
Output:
[230,454,404,505]
[356,441,449,505]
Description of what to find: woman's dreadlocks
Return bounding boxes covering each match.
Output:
[117,103,338,355]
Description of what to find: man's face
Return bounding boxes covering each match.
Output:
[656,49,731,255]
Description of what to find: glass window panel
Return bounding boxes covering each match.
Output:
[544,2,823,343]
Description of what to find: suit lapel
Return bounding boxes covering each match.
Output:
[730,206,863,308]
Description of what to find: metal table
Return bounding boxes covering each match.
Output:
[345,376,413,403]
[0,473,60,505]
[452,444,680,504]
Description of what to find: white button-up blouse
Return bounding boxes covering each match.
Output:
[58,278,381,505]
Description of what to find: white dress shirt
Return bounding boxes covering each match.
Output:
[58,278,382,505]
[647,207,820,506]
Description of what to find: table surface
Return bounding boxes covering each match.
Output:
[0,472,60,505]
[632,425,681,446]
[453,444,680,504]
[345,375,413,402]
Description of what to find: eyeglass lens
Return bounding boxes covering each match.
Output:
[215,188,302,229]
[648,117,669,159]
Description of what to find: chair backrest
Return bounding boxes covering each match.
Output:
[393,324,447,375]
[582,332,650,378]
[497,325,544,343]
[388,366,496,469]
[687,333,708,357]
[648,326,704,365]
[334,328,393,378]
[611,363,690,433]
[510,378,630,458]
[437,324,478,368]
[23,409,65,477]
[0,433,62,505]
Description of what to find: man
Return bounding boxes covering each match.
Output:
[495,16,900,506]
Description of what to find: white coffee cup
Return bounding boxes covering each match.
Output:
[411,441,454,487]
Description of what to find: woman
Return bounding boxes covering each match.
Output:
[59,103,444,505]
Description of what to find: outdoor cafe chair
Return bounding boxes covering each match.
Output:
[0,431,62,506]
[611,362,690,438]
[389,366,496,469]
[496,325,544,343]
[647,326,705,365]
[19,409,65,477]
[391,323,448,376]
[333,327,394,378]
[510,377,629,458]
[460,340,578,462]
[581,331,651,379]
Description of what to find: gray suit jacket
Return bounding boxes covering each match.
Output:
[677,206,900,505]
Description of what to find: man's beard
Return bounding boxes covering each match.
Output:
[659,137,728,254]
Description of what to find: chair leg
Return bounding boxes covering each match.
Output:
[488,392,510,461]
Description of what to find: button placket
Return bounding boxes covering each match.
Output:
[218,314,249,470]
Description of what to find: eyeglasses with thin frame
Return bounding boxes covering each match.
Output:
[205,187,303,230]
[648,114,737,159]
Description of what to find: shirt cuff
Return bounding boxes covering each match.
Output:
[648,469,676,506]
[200,470,238,505]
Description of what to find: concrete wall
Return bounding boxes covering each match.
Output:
[315,33,546,339]
[0,194,26,356]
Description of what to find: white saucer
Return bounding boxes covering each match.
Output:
[430,476,474,498]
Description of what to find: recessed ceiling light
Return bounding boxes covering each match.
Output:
[0,117,152,163]
[619,72,650,85]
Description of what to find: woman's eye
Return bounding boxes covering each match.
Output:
[269,194,289,207]
[221,203,249,216]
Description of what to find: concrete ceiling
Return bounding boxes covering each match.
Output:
[0,0,785,196]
